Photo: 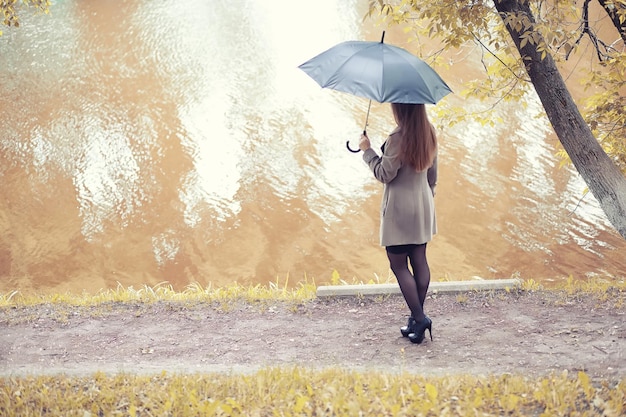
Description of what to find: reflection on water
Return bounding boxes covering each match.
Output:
[0,0,624,294]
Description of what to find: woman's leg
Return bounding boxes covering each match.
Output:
[408,243,430,310]
[387,249,424,322]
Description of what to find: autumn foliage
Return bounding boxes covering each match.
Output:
[367,0,626,173]
[0,0,49,34]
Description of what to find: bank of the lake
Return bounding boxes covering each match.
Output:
[1,280,625,416]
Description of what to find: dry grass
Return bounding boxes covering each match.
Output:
[1,368,624,416]
[0,278,318,309]
[2,273,623,310]
[1,275,625,416]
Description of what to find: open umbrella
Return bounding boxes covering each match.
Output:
[299,32,452,152]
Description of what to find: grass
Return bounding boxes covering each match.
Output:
[518,275,626,309]
[0,278,318,309]
[1,272,623,310]
[1,368,624,416]
[1,274,625,416]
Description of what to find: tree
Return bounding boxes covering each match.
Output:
[1,0,50,35]
[368,0,626,240]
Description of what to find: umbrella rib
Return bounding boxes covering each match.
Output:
[383,47,424,102]
[386,46,451,103]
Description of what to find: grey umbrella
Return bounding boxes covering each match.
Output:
[299,32,452,152]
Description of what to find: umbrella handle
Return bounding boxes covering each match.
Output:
[346,140,360,153]
[346,129,367,153]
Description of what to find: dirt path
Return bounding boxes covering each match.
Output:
[1,291,624,381]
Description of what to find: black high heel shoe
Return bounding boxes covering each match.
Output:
[400,316,415,337]
[408,316,433,344]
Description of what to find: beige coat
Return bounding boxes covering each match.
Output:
[363,128,437,247]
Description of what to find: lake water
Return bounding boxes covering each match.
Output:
[1,0,624,294]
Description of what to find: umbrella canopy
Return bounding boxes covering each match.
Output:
[298,33,452,105]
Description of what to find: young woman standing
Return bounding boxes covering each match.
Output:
[359,103,438,344]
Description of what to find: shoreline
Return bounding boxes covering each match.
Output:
[1,287,624,380]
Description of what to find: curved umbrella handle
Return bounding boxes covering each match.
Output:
[346,129,366,153]
[346,140,360,153]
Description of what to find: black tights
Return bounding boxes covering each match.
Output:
[386,243,430,321]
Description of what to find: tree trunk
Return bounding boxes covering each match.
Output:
[494,0,626,240]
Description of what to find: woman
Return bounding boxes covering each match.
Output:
[359,103,437,344]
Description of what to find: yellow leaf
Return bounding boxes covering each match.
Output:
[502,393,520,412]
[294,395,309,413]
[425,383,438,401]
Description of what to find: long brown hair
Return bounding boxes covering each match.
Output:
[391,103,437,171]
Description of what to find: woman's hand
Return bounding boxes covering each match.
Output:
[359,133,371,151]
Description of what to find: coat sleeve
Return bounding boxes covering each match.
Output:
[362,136,402,184]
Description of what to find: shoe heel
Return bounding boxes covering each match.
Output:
[408,317,432,344]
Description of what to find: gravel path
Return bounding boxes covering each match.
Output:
[1,291,624,381]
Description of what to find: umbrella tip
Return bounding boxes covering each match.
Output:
[380,31,385,43]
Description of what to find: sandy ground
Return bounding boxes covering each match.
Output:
[1,290,624,381]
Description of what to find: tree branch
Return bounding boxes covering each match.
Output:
[567,0,623,61]
[471,33,530,81]
[597,0,626,46]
